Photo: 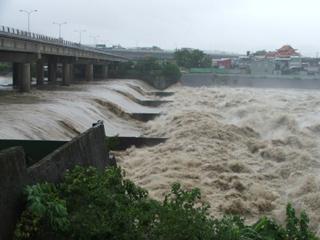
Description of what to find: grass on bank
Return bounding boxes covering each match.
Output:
[14,166,319,240]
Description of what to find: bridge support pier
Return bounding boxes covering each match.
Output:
[62,63,71,85]
[36,60,44,86]
[102,65,108,79]
[70,64,74,82]
[94,64,108,80]
[12,63,20,88]
[48,60,57,84]
[19,63,31,92]
[85,64,94,81]
[12,63,31,92]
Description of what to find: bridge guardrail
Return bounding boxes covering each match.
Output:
[0,25,81,48]
[0,25,127,60]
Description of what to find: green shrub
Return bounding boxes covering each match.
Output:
[161,62,182,83]
[149,183,213,240]
[15,166,319,240]
[60,166,155,240]
[14,183,69,240]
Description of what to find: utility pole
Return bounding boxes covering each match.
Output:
[19,9,38,32]
[74,29,86,44]
[53,21,67,39]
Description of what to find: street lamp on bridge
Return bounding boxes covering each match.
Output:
[74,29,86,44]
[53,21,67,39]
[19,9,38,32]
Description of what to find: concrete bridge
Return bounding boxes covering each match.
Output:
[0,26,127,92]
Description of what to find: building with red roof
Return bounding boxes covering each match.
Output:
[265,45,300,58]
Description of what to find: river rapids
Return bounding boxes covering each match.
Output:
[116,84,320,234]
[1,78,320,233]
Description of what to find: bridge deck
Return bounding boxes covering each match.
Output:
[0,26,127,62]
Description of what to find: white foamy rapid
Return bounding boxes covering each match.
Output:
[0,79,160,140]
[117,85,320,234]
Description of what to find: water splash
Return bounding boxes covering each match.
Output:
[116,85,320,234]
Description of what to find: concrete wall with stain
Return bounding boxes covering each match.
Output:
[0,122,110,240]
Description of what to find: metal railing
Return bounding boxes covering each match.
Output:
[0,25,81,47]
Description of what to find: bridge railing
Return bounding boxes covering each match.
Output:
[0,25,113,56]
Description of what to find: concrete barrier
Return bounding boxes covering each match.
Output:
[0,147,27,240]
[28,122,110,183]
[0,121,110,240]
[181,73,320,89]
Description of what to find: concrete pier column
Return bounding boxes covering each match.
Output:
[62,63,71,85]
[36,60,44,86]
[102,65,108,79]
[19,63,31,92]
[12,63,20,88]
[48,60,57,84]
[85,64,94,81]
[70,64,74,82]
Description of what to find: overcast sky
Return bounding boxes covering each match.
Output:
[1,0,320,56]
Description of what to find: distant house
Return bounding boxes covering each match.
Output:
[217,58,232,69]
[265,45,300,58]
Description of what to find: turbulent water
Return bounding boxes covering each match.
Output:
[0,79,160,140]
[2,76,320,233]
[117,85,320,234]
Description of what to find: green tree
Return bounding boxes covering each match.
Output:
[161,62,181,83]
[174,49,212,68]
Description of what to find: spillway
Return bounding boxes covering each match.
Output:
[0,79,161,140]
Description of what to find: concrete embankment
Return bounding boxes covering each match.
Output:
[182,73,320,89]
[0,122,111,240]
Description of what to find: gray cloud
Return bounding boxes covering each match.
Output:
[0,0,319,56]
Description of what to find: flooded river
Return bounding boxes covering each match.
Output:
[117,84,320,234]
[1,76,320,234]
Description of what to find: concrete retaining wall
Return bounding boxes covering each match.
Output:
[0,147,27,240]
[0,122,110,240]
[181,73,320,89]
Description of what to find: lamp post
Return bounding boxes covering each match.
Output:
[19,9,38,32]
[74,29,86,44]
[53,21,67,39]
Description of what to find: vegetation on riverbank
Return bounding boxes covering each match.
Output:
[14,166,318,240]
[174,49,212,69]
[109,58,181,88]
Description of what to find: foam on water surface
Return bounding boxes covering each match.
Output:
[116,85,320,234]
